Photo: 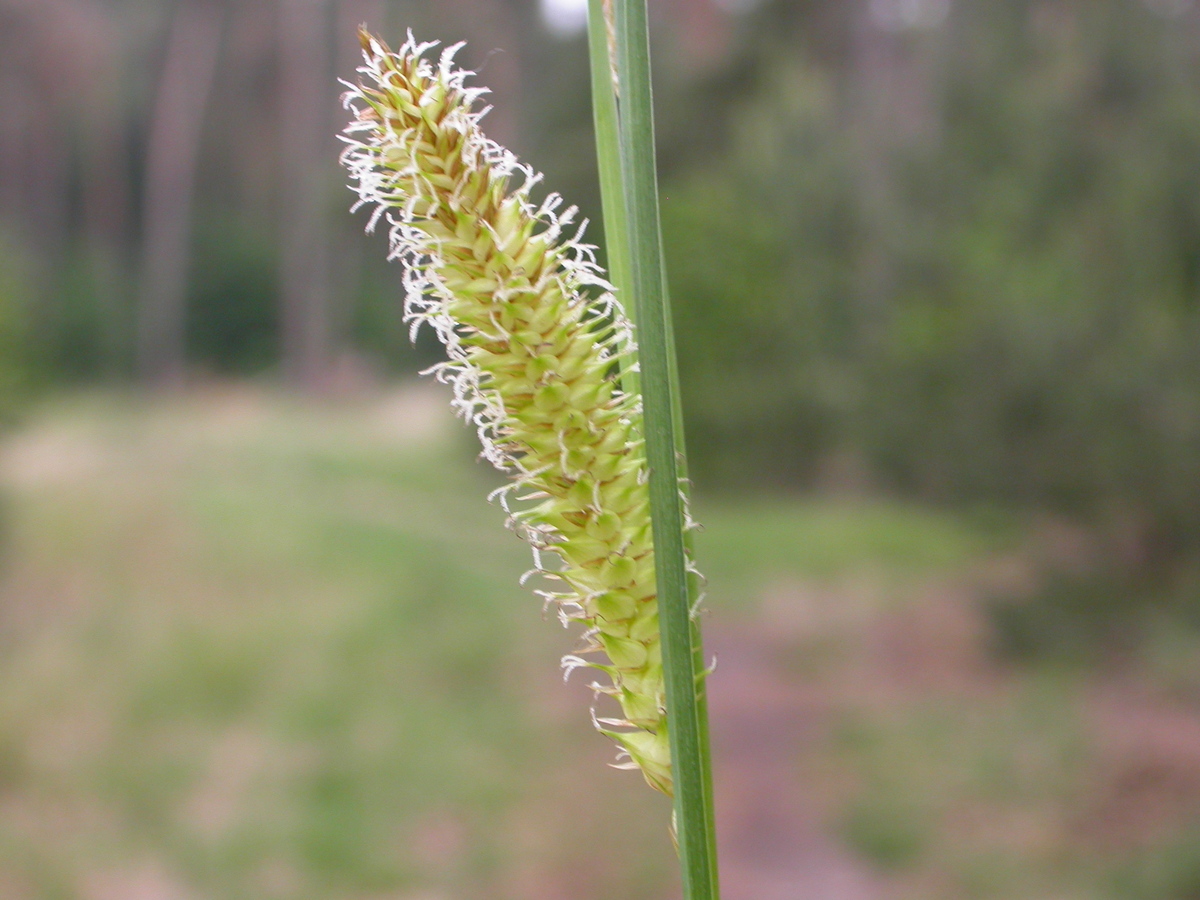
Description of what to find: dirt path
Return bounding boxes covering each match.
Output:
[708,619,887,900]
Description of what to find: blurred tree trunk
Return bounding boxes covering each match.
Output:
[78,8,132,377]
[137,0,225,387]
[848,0,942,345]
[0,3,70,269]
[335,0,385,71]
[329,0,386,357]
[439,0,531,149]
[279,0,334,391]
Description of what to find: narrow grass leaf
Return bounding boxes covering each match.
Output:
[610,2,720,897]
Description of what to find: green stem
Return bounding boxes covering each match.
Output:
[585,11,714,861]
[586,0,637,395]
[606,2,720,898]
[585,0,630,309]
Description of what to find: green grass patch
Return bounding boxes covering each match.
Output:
[1,389,1177,900]
[0,389,672,899]
[696,496,1015,606]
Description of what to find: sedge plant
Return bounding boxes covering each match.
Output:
[339,6,718,897]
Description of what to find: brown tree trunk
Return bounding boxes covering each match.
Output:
[78,9,131,377]
[278,0,334,391]
[136,0,224,387]
[0,43,70,268]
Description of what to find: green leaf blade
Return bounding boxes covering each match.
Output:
[609,2,721,898]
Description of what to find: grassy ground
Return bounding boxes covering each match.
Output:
[0,387,676,899]
[0,387,1195,899]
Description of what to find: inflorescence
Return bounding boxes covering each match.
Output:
[340,29,701,795]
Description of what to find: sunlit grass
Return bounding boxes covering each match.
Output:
[0,389,1190,900]
[0,388,674,899]
[697,497,1014,603]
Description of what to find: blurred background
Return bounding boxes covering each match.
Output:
[2,0,1200,897]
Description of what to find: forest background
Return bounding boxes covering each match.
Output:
[7,0,1200,612]
[3,0,1200,898]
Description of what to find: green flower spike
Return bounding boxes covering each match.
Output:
[341,29,701,796]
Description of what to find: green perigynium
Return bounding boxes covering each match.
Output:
[341,29,701,796]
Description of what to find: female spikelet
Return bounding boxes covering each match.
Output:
[340,29,674,794]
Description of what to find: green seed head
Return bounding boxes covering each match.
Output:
[340,29,690,795]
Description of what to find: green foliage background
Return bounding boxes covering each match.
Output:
[657,1,1200,622]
